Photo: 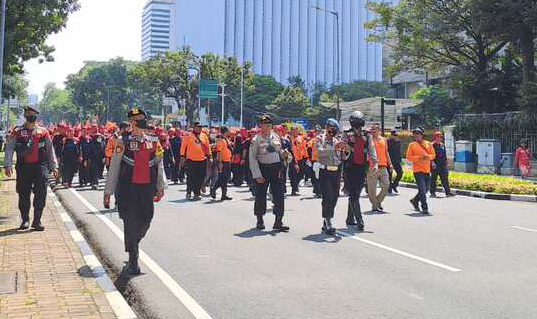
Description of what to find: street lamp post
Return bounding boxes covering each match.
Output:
[219,83,227,126]
[240,66,244,128]
[0,0,7,130]
[311,5,340,121]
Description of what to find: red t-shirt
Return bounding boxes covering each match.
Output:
[353,135,365,165]
[132,142,152,184]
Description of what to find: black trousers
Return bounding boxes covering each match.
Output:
[319,168,341,219]
[16,163,48,223]
[163,158,174,180]
[289,159,305,193]
[231,163,245,186]
[254,163,284,216]
[79,161,89,185]
[213,162,231,196]
[345,163,367,225]
[119,183,154,254]
[430,166,451,195]
[413,172,430,210]
[62,161,78,185]
[186,159,207,196]
[89,159,101,186]
[389,161,403,188]
[171,160,180,182]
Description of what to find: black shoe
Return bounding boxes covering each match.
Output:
[392,186,399,194]
[186,192,192,199]
[346,220,358,226]
[422,210,431,215]
[446,193,456,197]
[291,192,299,196]
[173,181,178,185]
[378,205,384,212]
[91,185,97,190]
[357,224,365,232]
[410,199,420,211]
[31,223,45,231]
[256,216,265,230]
[221,196,232,201]
[430,193,437,198]
[273,223,290,232]
[192,195,202,201]
[210,188,216,199]
[19,221,29,230]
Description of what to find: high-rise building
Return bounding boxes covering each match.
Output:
[167,0,392,84]
[142,0,177,61]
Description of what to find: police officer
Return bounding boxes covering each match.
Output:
[342,111,377,231]
[4,106,58,231]
[88,126,105,190]
[78,127,91,187]
[104,107,166,275]
[315,119,347,235]
[249,115,289,231]
[60,127,80,188]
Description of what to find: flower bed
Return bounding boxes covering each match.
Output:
[401,168,537,195]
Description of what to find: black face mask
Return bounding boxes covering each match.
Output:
[350,120,364,130]
[25,115,37,123]
[135,119,147,128]
[327,128,337,136]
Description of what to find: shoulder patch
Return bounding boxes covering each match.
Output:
[115,145,124,153]
[155,143,164,158]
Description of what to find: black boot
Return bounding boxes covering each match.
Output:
[31,211,44,231]
[273,215,290,232]
[128,248,141,275]
[350,200,365,231]
[19,221,30,230]
[322,218,335,235]
[210,187,216,199]
[256,215,265,230]
[346,202,357,226]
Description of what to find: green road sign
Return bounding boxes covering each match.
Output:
[199,80,218,100]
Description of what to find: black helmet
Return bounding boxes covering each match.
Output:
[349,111,365,129]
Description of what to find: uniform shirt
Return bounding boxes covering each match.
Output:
[387,137,402,163]
[105,134,118,158]
[315,133,344,167]
[180,132,211,161]
[4,125,58,170]
[342,130,377,166]
[372,136,390,167]
[406,140,436,173]
[216,138,232,162]
[249,131,283,179]
[104,135,166,195]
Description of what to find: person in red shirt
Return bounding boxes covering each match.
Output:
[3,106,58,231]
[514,139,533,179]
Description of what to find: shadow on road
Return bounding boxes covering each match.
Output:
[405,213,433,218]
[302,233,342,243]
[363,210,389,215]
[234,228,280,238]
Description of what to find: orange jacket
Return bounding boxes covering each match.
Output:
[406,140,436,173]
[105,135,117,158]
[180,132,212,161]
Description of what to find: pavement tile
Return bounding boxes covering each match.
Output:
[0,180,120,319]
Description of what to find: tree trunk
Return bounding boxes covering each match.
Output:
[520,24,535,83]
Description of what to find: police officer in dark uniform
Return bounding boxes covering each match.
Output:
[60,127,80,188]
[104,107,166,275]
[88,126,105,190]
[249,115,289,232]
[4,106,58,231]
[341,111,377,231]
[78,127,91,187]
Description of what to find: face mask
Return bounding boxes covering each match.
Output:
[350,121,364,130]
[135,119,147,128]
[25,115,37,123]
[327,128,337,136]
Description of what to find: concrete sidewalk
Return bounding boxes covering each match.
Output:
[0,179,129,319]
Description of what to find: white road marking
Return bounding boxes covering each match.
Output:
[69,188,214,319]
[60,212,72,223]
[512,226,537,233]
[106,291,137,319]
[69,229,85,242]
[336,230,462,273]
[53,200,62,207]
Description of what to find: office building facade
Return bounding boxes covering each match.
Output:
[142,0,177,61]
[167,0,391,84]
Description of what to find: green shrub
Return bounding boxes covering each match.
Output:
[402,168,537,195]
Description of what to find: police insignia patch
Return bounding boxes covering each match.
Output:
[115,145,123,153]
[155,143,164,158]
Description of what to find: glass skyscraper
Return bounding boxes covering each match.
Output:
[163,0,392,84]
[141,0,176,61]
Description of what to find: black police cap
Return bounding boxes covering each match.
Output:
[258,114,273,124]
[127,107,147,119]
[412,126,425,135]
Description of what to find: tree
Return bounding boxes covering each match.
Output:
[241,74,284,125]
[271,86,308,120]
[2,0,80,75]
[39,83,78,124]
[331,80,390,102]
[410,85,463,128]
[366,0,509,111]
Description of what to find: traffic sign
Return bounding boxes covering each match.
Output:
[199,80,218,100]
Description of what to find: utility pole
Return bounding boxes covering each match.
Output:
[240,66,244,127]
[0,0,7,130]
[381,97,396,136]
[311,5,340,121]
[219,83,227,126]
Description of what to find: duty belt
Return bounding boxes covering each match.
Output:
[319,164,339,171]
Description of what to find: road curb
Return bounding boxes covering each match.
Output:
[398,182,537,202]
[48,188,137,319]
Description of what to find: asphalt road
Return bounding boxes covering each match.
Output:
[55,177,537,319]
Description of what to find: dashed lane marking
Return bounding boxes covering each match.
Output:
[511,226,537,233]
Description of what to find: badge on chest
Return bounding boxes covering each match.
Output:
[129,140,139,151]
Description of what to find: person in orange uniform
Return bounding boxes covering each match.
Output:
[180,122,212,201]
[406,127,436,215]
[366,123,392,212]
[104,122,129,167]
[211,126,233,201]
[307,131,321,197]
[289,126,306,195]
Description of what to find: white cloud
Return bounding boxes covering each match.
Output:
[24,0,147,97]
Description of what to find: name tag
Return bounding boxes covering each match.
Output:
[21,130,28,137]
[145,141,153,149]
[130,141,139,151]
